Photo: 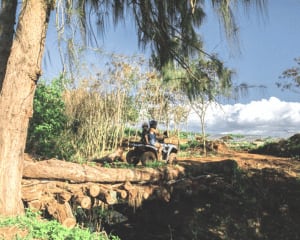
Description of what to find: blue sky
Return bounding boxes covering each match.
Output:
[44,0,300,104]
[42,1,300,137]
[100,0,300,104]
[200,0,300,104]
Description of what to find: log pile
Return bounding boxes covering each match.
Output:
[21,159,237,228]
[21,159,185,227]
[22,179,172,227]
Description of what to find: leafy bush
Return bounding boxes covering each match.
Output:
[186,139,203,149]
[250,133,300,157]
[0,209,120,240]
[26,77,67,158]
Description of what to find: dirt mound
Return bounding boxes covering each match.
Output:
[250,133,300,157]
[209,140,232,153]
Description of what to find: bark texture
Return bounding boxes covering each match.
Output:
[23,159,185,183]
[0,0,17,89]
[0,0,51,216]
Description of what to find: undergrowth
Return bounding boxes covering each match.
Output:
[0,209,120,240]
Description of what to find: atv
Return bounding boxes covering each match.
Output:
[126,133,178,166]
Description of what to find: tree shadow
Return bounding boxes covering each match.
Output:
[107,159,300,240]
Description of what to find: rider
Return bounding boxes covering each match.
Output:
[148,120,163,160]
[141,122,149,144]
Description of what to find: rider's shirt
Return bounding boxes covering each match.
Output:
[148,128,158,146]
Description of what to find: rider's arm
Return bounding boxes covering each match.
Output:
[145,133,149,144]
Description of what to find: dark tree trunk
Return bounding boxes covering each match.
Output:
[0,0,17,90]
[0,0,51,216]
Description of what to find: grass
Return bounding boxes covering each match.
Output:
[0,209,120,240]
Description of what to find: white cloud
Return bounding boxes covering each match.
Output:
[187,97,300,138]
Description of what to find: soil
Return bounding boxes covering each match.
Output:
[1,137,300,240]
[107,139,300,240]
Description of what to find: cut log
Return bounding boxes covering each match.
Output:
[127,187,144,208]
[73,192,91,209]
[23,159,185,183]
[98,187,118,205]
[45,198,57,216]
[142,185,155,200]
[27,200,43,211]
[56,191,72,203]
[116,189,127,199]
[57,202,76,228]
[22,186,42,202]
[88,184,101,197]
[45,198,76,228]
[123,181,134,191]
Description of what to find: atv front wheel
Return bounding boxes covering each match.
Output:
[167,152,177,164]
[141,151,157,166]
[126,150,140,165]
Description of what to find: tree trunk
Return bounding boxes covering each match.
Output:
[0,0,51,216]
[0,0,17,90]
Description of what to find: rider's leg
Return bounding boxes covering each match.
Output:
[155,142,162,160]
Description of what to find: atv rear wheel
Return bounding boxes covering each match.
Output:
[141,151,157,166]
[126,150,140,165]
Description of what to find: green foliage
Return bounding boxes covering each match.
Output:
[186,139,202,149]
[227,133,245,139]
[143,160,167,168]
[228,141,258,152]
[179,143,189,151]
[251,134,300,158]
[0,209,120,240]
[57,56,144,161]
[162,57,233,102]
[177,131,195,139]
[26,76,67,158]
[277,57,300,92]
[124,127,139,137]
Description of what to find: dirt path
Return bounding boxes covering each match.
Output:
[178,151,299,177]
[111,151,300,240]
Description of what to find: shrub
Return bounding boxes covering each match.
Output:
[26,76,67,158]
[0,209,120,240]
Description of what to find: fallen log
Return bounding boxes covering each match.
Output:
[45,198,76,228]
[23,159,185,183]
[73,192,92,209]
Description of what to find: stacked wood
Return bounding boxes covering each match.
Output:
[21,158,237,227]
[21,179,178,226]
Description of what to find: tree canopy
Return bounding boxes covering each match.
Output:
[277,57,300,94]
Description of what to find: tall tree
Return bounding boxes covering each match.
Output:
[0,0,267,216]
[0,0,17,89]
[0,0,52,216]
